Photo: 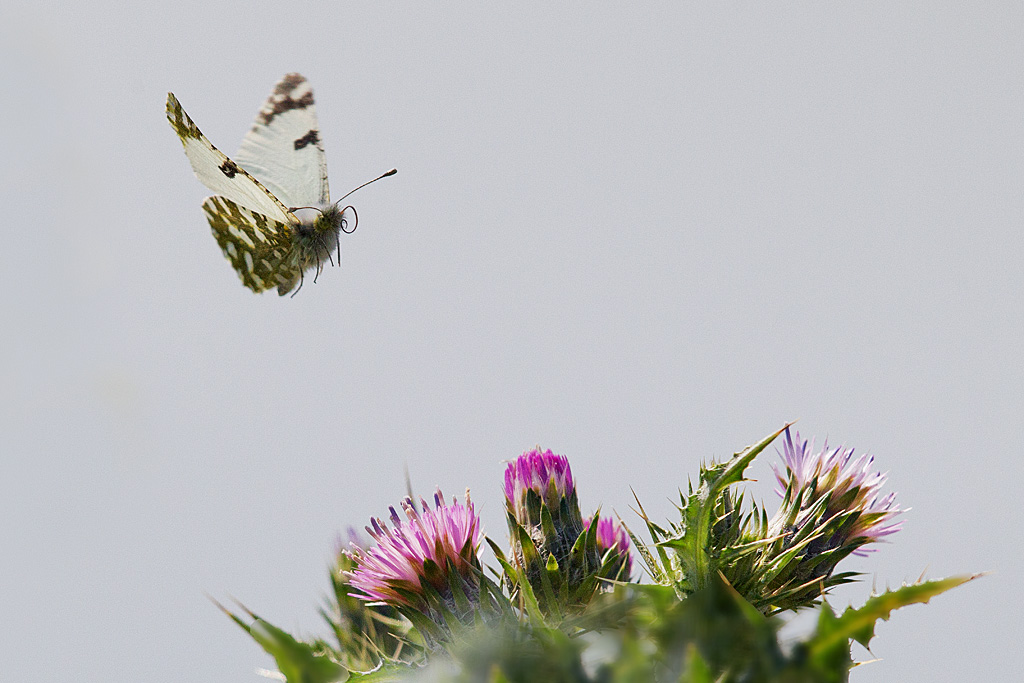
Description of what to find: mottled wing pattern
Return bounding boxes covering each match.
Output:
[166,92,294,225]
[234,73,330,209]
[203,196,301,295]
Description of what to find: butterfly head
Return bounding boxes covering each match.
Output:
[290,203,355,268]
[279,169,395,295]
[292,204,356,236]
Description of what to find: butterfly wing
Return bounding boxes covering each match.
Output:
[203,196,303,295]
[233,73,331,209]
[167,92,294,226]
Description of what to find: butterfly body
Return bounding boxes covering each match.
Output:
[289,203,349,284]
[167,73,393,296]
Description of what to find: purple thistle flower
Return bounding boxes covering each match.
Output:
[504,448,575,514]
[503,448,582,556]
[585,516,631,556]
[503,448,602,611]
[348,489,483,610]
[773,428,903,554]
[584,515,633,580]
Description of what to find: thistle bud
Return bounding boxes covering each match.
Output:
[584,515,633,582]
[503,448,601,613]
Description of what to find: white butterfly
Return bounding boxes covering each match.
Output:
[167,73,395,295]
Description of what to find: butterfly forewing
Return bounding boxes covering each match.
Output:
[233,73,330,209]
[166,92,294,225]
[203,196,302,294]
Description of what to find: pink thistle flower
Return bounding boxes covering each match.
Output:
[503,448,574,515]
[347,489,483,610]
[773,428,903,554]
[503,448,583,555]
[584,515,632,580]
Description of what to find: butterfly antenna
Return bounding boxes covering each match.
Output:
[335,168,397,204]
[340,206,359,234]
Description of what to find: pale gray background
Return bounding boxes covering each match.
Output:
[2,2,1020,682]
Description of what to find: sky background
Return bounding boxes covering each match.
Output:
[2,3,1021,681]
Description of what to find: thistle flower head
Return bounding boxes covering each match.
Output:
[584,515,633,581]
[348,489,483,611]
[773,428,902,554]
[503,447,582,542]
[504,448,575,515]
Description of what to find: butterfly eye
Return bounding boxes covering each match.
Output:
[339,205,359,234]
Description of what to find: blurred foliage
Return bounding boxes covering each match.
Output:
[221,574,976,683]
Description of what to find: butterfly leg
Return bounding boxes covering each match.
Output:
[290,268,305,298]
[325,237,336,268]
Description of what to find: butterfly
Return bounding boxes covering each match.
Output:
[166,73,396,295]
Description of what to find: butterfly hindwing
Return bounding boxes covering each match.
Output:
[166,92,294,225]
[203,195,302,295]
[233,73,330,209]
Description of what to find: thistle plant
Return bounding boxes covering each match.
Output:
[219,426,979,683]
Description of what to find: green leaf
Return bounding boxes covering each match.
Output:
[485,536,509,566]
[681,643,714,683]
[216,599,350,683]
[625,492,672,585]
[662,425,788,591]
[655,573,784,681]
[706,425,789,501]
[808,574,981,659]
